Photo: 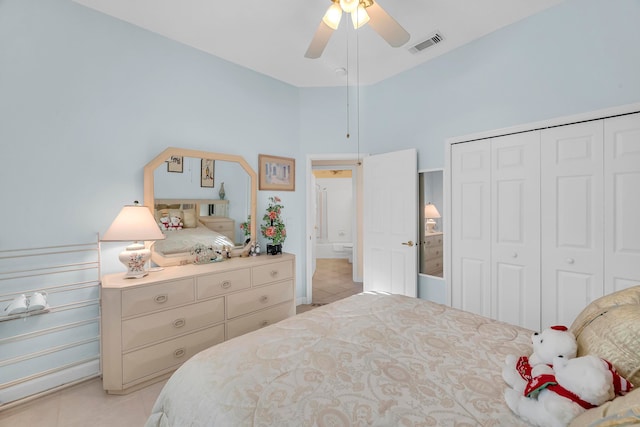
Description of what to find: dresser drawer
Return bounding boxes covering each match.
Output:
[121,297,224,351]
[227,302,294,339]
[424,234,443,247]
[121,278,194,318]
[122,325,224,385]
[424,246,443,261]
[196,268,251,299]
[227,280,293,319]
[252,260,293,287]
[423,258,443,275]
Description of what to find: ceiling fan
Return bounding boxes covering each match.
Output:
[305,0,410,59]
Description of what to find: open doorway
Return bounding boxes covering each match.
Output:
[301,156,363,313]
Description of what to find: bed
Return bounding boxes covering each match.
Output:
[151,199,236,267]
[146,288,640,427]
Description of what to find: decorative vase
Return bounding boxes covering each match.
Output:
[218,182,226,200]
[266,243,282,255]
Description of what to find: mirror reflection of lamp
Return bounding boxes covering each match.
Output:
[424,203,441,234]
[101,201,166,279]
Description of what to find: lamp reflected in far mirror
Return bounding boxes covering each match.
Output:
[424,203,441,234]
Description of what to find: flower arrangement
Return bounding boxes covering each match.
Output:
[261,196,286,246]
[239,215,251,242]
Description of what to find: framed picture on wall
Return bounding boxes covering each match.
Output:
[259,154,295,191]
[167,156,183,173]
[201,159,215,187]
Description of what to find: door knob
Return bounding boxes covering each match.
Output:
[402,241,414,247]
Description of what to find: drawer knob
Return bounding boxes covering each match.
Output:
[425,240,431,246]
[260,320,269,327]
[221,281,232,289]
[259,295,269,304]
[270,270,278,278]
[173,318,186,328]
[512,252,518,258]
[154,294,168,304]
[174,348,186,358]
[566,258,575,264]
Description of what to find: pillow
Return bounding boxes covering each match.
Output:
[570,285,640,388]
[168,209,184,220]
[569,388,640,427]
[182,208,197,228]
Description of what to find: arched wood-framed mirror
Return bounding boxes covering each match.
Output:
[143,147,257,245]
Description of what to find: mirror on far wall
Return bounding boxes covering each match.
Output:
[419,169,444,278]
[143,148,257,246]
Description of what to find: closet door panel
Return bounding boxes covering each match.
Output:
[604,113,640,294]
[491,132,541,330]
[451,141,491,317]
[541,121,604,328]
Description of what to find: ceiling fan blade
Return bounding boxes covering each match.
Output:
[366,1,410,47]
[305,21,335,59]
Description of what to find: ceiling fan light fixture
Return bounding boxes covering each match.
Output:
[339,0,359,14]
[322,3,343,30]
[351,5,370,29]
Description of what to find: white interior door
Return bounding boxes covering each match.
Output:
[450,140,491,317]
[363,149,417,297]
[604,112,640,294]
[541,120,604,328]
[491,132,541,330]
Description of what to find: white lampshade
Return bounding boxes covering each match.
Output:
[322,3,343,30]
[424,203,441,219]
[351,5,370,29]
[102,202,165,279]
[424,203,441,234]
[339,0,359,14]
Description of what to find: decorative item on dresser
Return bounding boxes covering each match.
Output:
[422,232,443,276]
[101,253,295,395]
[101,201,166,279]
[261,196,286,255]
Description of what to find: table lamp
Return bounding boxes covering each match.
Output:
[424,203,441,234]
[102,201,165,278]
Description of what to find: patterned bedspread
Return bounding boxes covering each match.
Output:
[146,292,534,426]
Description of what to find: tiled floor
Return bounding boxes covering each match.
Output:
[0,258,360,426]
[297,258,362,314]
[0,376,166,427]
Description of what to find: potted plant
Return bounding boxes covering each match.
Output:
[261,196,286,255]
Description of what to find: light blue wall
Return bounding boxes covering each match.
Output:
[300,0,640,302]
[0,0,303,294]
[2,0,640,305]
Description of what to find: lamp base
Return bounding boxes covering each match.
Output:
[425,219,437,234]
[119,242,151,279]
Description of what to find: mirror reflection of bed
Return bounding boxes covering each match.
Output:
[147,151,256,266]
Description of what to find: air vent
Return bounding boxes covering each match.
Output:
[409,32,444,54]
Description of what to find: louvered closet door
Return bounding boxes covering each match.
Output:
[604,113,640,294]
[491,132,541,331]
[541,121,604,329]
[451,140,491,317]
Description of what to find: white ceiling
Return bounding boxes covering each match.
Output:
[73,0,564,88]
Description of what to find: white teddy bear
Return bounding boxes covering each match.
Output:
[505,354,633,427]
[503,325,577,394]
[169,216,183,230]
[159,216,170,231]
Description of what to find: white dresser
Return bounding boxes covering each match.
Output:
[199,216,235,242]
[422,232,443,276]
[101,253,295,394]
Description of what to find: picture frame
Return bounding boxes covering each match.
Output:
[201,159,215,187]
[167,156,183,173]
[259,154,295,191]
